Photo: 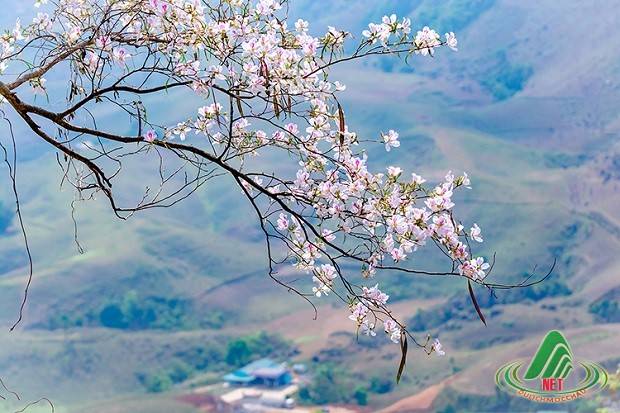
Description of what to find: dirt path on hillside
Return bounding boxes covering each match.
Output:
[376,375,458,413]
[263,298,446,357]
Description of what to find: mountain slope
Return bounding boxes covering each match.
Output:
[0,0,619,411]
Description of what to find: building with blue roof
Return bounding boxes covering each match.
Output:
[222,358,292,387]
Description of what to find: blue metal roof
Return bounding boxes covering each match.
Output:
[222,370,255,383]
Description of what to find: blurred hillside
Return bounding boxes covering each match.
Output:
[0,0,619,412]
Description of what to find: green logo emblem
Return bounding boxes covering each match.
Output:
[496,330,608,402]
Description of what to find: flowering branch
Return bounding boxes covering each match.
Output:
[0,0,550,377]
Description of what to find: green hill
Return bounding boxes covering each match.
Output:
[1,1,619,412]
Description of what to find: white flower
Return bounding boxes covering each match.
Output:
[415,26,441,56]
[361,320,376,337]
[382,130,400,152]
[445,32,458,51]
[386,166,402,178]
[294,18,308,32]
[433,339,445,356]
[411,173,426,185]
[470,223,483,242]
[172,122,191,140]
[33,13,52,31]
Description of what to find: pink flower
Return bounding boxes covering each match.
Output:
[452,242,468,260]
[384,319,401,343]
[143,130,157,142]
[312,264,337,297]
[348,302,369,322]
[362,284,389,305]
[322,229,336,242]
[390,247,406,262]
[459,257,490,280]
[96,35,110,49]
[112,48,130,67]
[284,123,299,135]
[277,213,289,230]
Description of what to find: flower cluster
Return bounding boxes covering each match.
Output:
[384,319,402,343]
[459,257,491,281]
[312,264,337,297]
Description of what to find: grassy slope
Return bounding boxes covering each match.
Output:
[0,0,619,411]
